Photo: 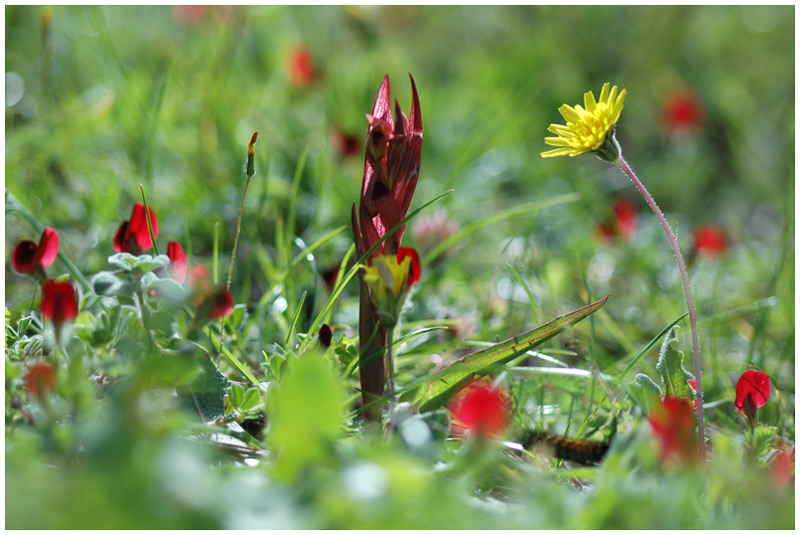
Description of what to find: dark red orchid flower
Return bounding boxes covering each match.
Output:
[352,73,423,261]
[661,88,704,133]
[114,203,158,254]
[450,380,509,438]
[351,74,423,420]
[167,241,188,284]
[649,396,699,464]
[198,285,234,320]
[12,226,59,274]
[693,224,728,258]
[288,45,315,87]
[397,246,421,286]
[25,361,57,398]
[597,197,637,241]
[41,279,79,326]
[735,370,770,424]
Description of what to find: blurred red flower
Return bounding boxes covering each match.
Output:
[114,203,158,254]
[41,279,79,326]
[174,5,208,25]
[199,286,234,320]
[649,396,699,463]
[450,381,509,438]
[693,224,728,258]
[167,241,188,284]
[735,370,770,423]
[288,45,315,87]
[661,88,704,133]
[771,448,795,490]
[12,226,59,274]
[25,361,57,398]
[331,126,361,158]
[397,246,421,286]
[598,197,637,240]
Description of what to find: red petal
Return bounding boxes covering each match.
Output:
[648,397,697,463]
[34,227,59,268]
[166,241,188,284]
[41,280,79,325]
[12,240,38,273]
[397,247,421,286]
[694,224,728,257]
[612,198,637,238]
[128,203,158,252]
[735,370,770,413]
[450,381,509,438]
[25,362,57,397]
[113,221,131,253]
[207,286,234,319]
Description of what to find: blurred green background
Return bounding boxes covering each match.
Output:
[5,5,794,529]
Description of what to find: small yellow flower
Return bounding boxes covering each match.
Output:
[362,254,412,327]
[541,83,626,160]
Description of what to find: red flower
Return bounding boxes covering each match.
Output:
[331,126,361,158]
[693,224,728,258]
[597,197,637,241]
[772,448,795,490]
[397,246,421,286]
[450,381,509,438]
[40,280,79,326]
[198,285,234,320]
[25,362,57,398]
[114,203,158,254]
[649,396,699,463]
[352,74,423,261]
[174,5,208,25]
[288,45,315,87]
[735,370,770,420]
[661,88,704,133]
[12,226,59,274]
[166,241,188,284]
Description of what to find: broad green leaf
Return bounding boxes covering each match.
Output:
[179,355,230,422]
[92,271,124,296]
[414,295,608,412]
[267,352,345,481]
[655,326,694,400]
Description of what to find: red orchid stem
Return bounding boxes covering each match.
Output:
[616,156,706,460]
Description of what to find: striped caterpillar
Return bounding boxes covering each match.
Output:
[522,431,610,465]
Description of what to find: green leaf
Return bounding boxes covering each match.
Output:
[629,373,662,414]
[267,352,345,481]
[752,425,776,458]
[655,326,694,400]
[239,387,261,413]
[92,271,125,296]
[108,252,169,274]
[144,278,186,302]
[414,295,608,412]
[180,355,230,422]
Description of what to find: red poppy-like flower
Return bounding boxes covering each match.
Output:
[288,45,315,87]
[661,88,704,133]
[40,279,79,326]
[113,203,158,254]
[735,370,770,418]
[597,197,637,241]
[12,226,59,274]
[25,361,57,398]
[694,224,728,258]
[397,246,421,286]
[166,241,188,284]
[450,381,509,438]
[649,396,699,463]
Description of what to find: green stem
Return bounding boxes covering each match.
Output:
[615,156,706,460]
[386,329,396,407]
[139,184,159,256]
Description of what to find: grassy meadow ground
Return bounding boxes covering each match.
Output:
[5,5,795,529]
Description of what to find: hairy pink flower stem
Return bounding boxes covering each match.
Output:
[615,156,706,460]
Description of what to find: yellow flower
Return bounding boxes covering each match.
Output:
[541,83,626,160]
[362,254,412,327]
